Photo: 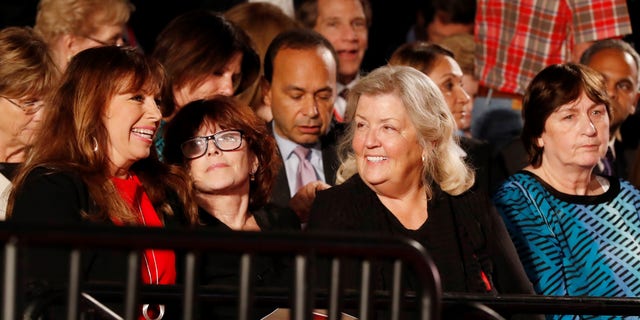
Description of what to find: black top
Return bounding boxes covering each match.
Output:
[8,167,186,317]
[308,174,534,295]
[0,162,19,180]
[196,204,300,318]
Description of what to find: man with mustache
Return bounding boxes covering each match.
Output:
[263,29,341,224]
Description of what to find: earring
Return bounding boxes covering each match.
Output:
[421,155,426,163]
[91,137,98,152]
[250,172,255,181]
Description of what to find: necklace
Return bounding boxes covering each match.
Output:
[138,200,165,320]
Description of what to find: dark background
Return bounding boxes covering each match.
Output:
[0,0,638,75]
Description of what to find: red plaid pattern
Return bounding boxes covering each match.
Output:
[476,0,632,95]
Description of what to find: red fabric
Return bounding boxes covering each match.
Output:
[111,174,176,285]
[476,0,632,95]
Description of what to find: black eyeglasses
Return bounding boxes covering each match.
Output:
[1,96,45,114]
[81,34,125,47]
[181,130,244,159]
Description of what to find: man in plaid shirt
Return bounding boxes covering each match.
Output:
[472,0,632,150]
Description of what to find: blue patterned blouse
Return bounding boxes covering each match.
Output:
[494,171,640,312]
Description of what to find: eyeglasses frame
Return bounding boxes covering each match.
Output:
[181,130,244,159]
[1,96,45,114]
[80,34,124,47]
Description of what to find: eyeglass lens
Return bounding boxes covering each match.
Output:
[181,130,243,159]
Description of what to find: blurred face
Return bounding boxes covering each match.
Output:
[103,90,162,173]
[0,95,46,161]
[427,55,472,131]
[537,91,609,170]
[314,0,368,84]
[585,48,639,131]
[352,93,425,196]
[188,123,257,195]
[426,13,473,43]
[265,47,336,145]
[173,52,243,109]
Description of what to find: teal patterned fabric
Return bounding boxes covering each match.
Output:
[494,171,640,320]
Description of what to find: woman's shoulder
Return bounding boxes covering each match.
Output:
[22,166,86,190]
[316,174,370,200]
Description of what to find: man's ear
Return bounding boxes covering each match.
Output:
[261,76,272,107]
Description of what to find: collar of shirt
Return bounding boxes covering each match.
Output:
[272,122,325,196]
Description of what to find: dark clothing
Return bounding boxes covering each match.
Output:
[8,167,185,318]
[268,123,343,209]
[308,174,534,295]
[459,136,504,194]
[196,204,300,319]
[0,162,19,180]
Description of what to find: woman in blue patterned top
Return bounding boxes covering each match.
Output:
[494,63,640,318]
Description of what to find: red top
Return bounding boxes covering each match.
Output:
[111,174,176,285]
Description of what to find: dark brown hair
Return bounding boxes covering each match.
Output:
[521,63,611,167]
[152,10,260,115]
[163,96,281,211]
[9,46,198,225]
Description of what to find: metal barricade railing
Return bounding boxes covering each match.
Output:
[0,222,442,320]
[442,293,640,317]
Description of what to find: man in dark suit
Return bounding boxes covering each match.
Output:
[581,39,640,179]
[262,29,341,222]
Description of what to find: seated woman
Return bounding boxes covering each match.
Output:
[493,63,640,310]
[388,42,499,194]
[8,46,198,318]
[152,10,260,157]
[0,26,58,218]
[162,96,300,317]
[307,65,534,316]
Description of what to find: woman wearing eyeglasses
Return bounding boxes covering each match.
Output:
[163,96,299,318]
[34,0,134,72]
[0,27,58,219]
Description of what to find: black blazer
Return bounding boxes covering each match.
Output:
[268,122,343,209]
[8,167,186,317]
[308,174,535,296]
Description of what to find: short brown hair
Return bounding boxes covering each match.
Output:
[295,0,373,29]
[522,63,611,167]
[152,10,260,115]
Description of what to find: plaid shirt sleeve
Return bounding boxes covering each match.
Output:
[476,0,632,95]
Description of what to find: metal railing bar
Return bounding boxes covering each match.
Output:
[328,257,341,320]
[292,254,311,320]
[124,251,139,320]
[182,251,196,320]
[390,259,402,320]
[67,249,81,320]
[238,253,252,320]
[359,259,371,320]
[3,238,17,320]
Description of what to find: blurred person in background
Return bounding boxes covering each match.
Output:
[0,26,58,219]
[34,0,133,72]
